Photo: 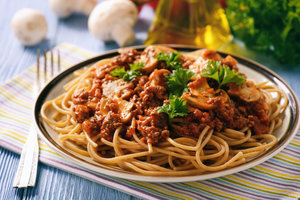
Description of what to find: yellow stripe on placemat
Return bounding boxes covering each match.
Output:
[225,175,299,198]
[0,131,26,143]
[277,154,300,163]
[0,111,31,125]
[0,129,62,158]
[0,128,26,140]
[251,168,299,183]
[184,182,246,200]
[0,88,31,109]
[60,43,95,59]
[292,140,300,145]
[125,180,192,200]
[39,146,62,157]
[255,166,300,179]
[12,78,33,92]
[290,142,300,148]
[274,155,300,167]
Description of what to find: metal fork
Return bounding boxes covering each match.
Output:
[13,49,60,188]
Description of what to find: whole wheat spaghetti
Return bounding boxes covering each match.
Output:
[41,46,287,176]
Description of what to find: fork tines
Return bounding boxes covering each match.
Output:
[13,49,61,188]
[36,49,61,89]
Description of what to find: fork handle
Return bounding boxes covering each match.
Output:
[13,123,39,188]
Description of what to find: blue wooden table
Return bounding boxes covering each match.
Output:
[0,1,299,200]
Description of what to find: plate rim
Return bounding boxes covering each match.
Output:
[34,45,300,182]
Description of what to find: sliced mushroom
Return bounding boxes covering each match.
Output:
[184,49,206,59]
[185,49,222,61]
[91,59,116,79]
[138,45,178,74]
[188,56,208,80]
[96,97,110,115]
[221,55,238,71]
[182,78,229,110]
[149,69,170,86]
[117,99,134,123]
[201,49,223,61]
[102,79,134,99]
[227,81,261,102]
[96,97,133,123]
[185,49,224,81]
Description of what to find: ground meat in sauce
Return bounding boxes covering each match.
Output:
[74,105,91,123]
[72,47,271,144]
[72,89,89,104]
[112,48,141,68]
[172,108,214,137]
[100,112,123,141]
[137,112,169,144]
[140,84,168,108]
[82,115,104,137]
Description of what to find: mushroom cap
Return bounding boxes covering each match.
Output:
[49,0,74,18]
[11,8,48,46]
[49,0,96,18]
[88,0,138,42]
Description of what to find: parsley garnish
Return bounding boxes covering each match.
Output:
[166,68,195,96]
[156,52,182,69]
[155,51,193,118]
[155,51,194,96]
[110,62,144,81]
[201,61,245,88]
[158,95,189,119]
[110,67,126,78]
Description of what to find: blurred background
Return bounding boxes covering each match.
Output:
[1,0,299,91]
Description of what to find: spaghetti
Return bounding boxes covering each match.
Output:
[41,46,287,176]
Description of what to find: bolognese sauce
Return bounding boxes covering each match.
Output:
[71,46,269,144]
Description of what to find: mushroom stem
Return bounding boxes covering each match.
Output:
[112,23,136,47]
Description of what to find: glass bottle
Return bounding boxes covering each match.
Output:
[144,0,232,49]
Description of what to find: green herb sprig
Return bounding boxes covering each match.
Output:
[155,51,195,96]
[156,52,182,69]
[158,95,189,119]
[156,51,193,119]
[201,61,245,88]
[166,68,195,97]
[110,62,144,81]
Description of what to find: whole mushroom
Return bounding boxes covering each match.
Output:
[49,0,97,18]
[11,8,48,46]
[88,0,138,47]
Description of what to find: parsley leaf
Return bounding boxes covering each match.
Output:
[201,61,245,88]
[110,67,126,78]
[166,68,195,96]
[110,62,144,81]
[156,52,182,69]
[129,62,144,71]
[158,95,189,119]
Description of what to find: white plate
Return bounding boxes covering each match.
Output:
[35,46,300,182]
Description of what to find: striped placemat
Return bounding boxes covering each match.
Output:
[0,43,299,200]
